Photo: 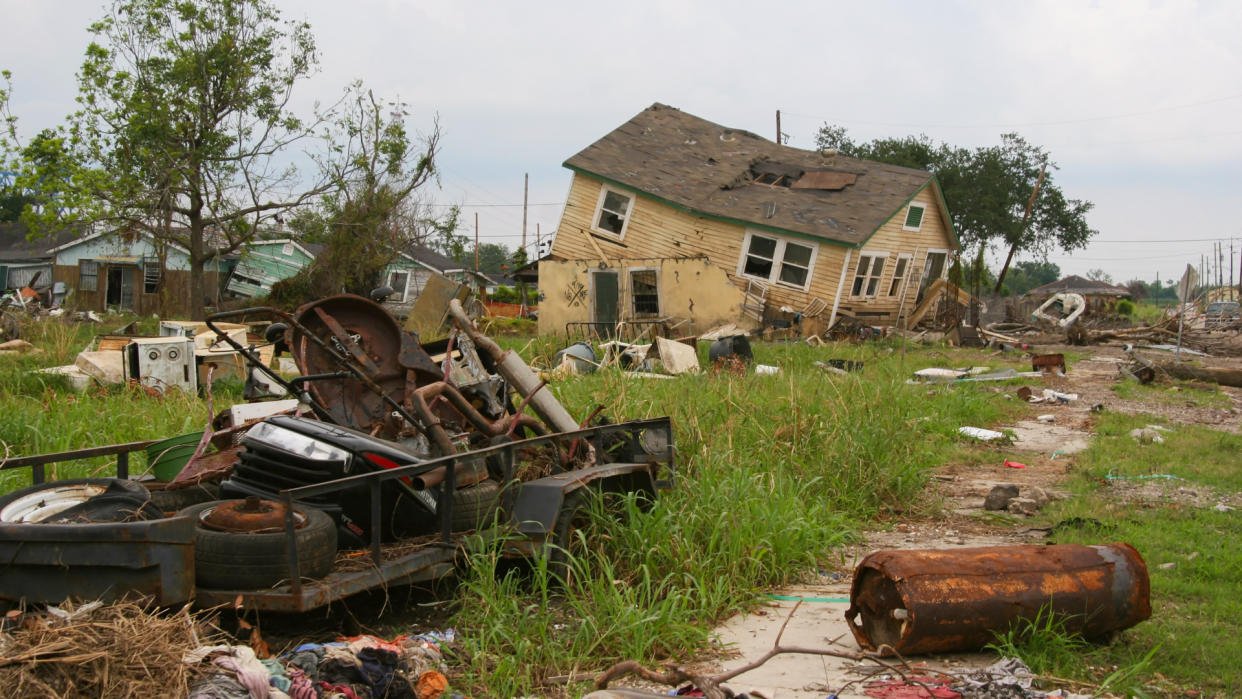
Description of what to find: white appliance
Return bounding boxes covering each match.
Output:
[123,337,198,394]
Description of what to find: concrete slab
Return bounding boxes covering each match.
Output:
[710,585,995,698]
[1009,420,1090,455]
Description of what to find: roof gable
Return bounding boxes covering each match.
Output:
[1025,275,1130,297]
[564,103,944,248]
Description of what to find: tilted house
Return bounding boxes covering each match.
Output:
[539,104,960,335]
[226,238,325,299]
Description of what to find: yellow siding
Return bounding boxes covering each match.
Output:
[843,189,956,321]
[547,174,956,328]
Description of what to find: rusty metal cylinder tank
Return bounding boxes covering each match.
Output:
[846,543,1151,656]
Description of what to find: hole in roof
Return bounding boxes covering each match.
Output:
[719,131,736,142]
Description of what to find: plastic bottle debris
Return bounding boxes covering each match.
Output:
[959,427,1006,441]
[1036,414,1055,423]
[754,364,780,375]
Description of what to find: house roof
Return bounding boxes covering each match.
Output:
[0,222,80,262]
[403,244,466,273]
[563,103,955,248]
[1025,275,1130,297]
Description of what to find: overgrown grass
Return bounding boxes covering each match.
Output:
[0,315,242,491]
[1110,377,1231,409]
[1031,412,1242,695]
[449,338,1026,694]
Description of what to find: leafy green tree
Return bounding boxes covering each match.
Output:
[1002,260,1061,296]
[271,86,442,303]
[16,0,343,318]
[816,126,1095,290]
[472,242,512,274]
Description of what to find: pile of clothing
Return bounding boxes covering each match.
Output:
[185,630,456,699]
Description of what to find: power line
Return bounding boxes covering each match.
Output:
[423,202,562,208]
[781,93,1242,131]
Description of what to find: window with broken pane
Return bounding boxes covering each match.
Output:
[595,188,633,236]
[630,269,660,317]
[852,254,886,296]
[888,256,909,296]
[743,234,777,279]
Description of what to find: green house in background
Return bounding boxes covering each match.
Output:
[226,238,324,299]
[226,239,486,315]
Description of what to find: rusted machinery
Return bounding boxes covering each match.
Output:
[846,543,1151,656]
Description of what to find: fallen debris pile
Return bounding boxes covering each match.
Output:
[0,600,211,698]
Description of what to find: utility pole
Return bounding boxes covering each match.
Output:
[521,173,528,259]
[536,223,541,260]
[474,212,479,276]
[776,110,781,144]
[994,160,1048,293]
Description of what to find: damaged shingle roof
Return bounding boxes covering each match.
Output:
[1025,275,1131,298]
[0,222,79,262]
[564,103,943,247]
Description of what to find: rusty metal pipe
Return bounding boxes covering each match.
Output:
[846,543,1151,656]
[448,299,580,434]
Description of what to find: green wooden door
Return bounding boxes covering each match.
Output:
[592,270,619,326]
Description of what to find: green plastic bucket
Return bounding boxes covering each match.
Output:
[147,432,204,482]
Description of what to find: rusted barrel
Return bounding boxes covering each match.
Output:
[846,543,1150,656]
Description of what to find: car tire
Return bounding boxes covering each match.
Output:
[179,500,337,590]
[450,479,501,532]
[0,478,154,524]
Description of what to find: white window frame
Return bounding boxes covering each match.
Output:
[851,252,889,298]
[388,270,411,302]
[888,253,912,296]
[735,230,819,292]
[627,267,662,318]
[902,203,926,232]
[590,185,635,240]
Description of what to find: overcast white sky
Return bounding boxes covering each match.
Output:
[3,0,1241,286]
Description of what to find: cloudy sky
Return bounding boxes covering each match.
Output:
[3,0,1240,286]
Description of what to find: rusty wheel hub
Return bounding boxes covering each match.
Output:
[199,496,307,534]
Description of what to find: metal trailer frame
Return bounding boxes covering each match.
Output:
[0,418,675,612]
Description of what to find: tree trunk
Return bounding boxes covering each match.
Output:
[1155,362,1242,388]
[188,203,206,321]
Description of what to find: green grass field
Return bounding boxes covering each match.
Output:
[1,316,1236,696]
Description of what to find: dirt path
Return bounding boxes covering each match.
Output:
[700,343,1242,699]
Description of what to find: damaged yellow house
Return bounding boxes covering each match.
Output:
[539,104,960,336]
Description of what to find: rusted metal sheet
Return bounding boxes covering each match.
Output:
[847,544,1150,656]
[290,294,440,434]
[0,515,195,606]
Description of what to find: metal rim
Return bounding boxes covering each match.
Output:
[0,484,109,524]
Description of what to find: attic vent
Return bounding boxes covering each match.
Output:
[792,170,857,191]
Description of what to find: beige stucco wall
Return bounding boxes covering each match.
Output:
[536,256,744,336]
